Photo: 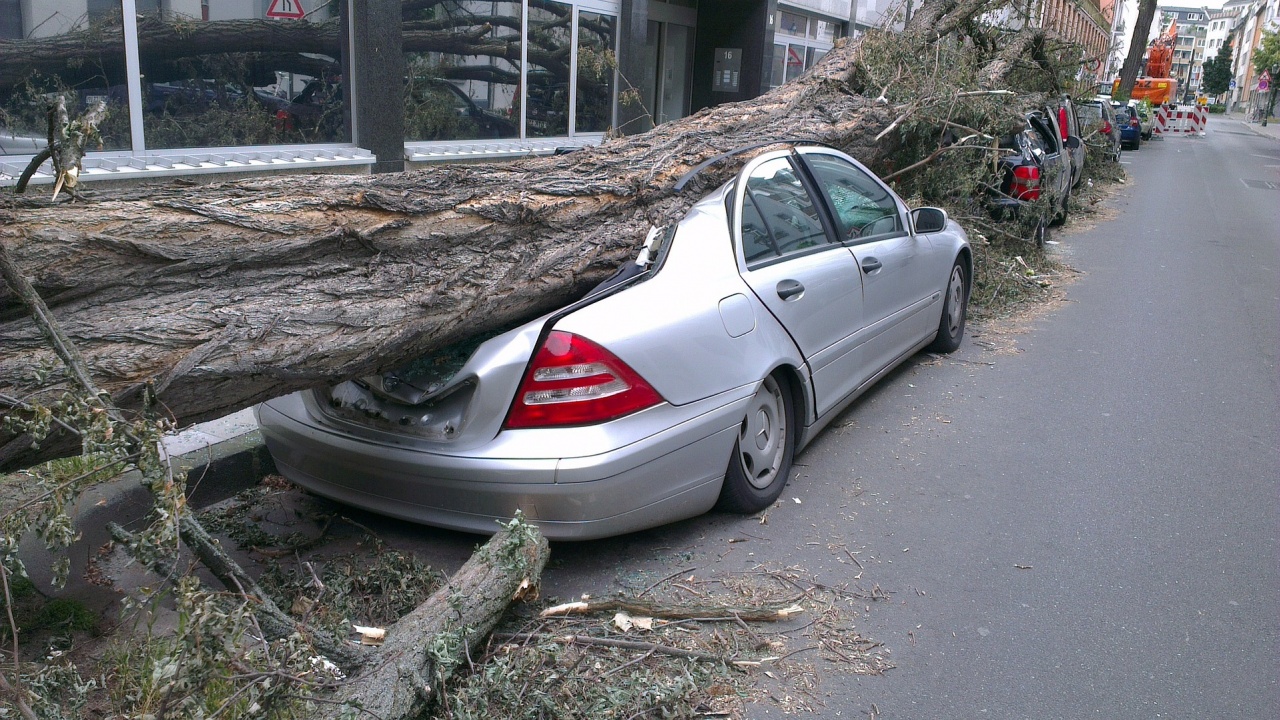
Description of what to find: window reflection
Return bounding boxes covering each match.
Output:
[0,0,131,153]
[576,11,615,133]
[404,1,521,142]
[527,0,571,138]
[137,3,347,149]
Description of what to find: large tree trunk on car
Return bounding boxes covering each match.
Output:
[0,3,1031,470]
[0,47,880,469]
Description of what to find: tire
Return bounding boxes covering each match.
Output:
[927,259,969,354]
[1030,216,1049,248]
[717,374,795,513]
[1049,187,1069,227]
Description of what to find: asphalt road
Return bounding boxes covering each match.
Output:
[787,117,1278,717]
[287,116,1278,718]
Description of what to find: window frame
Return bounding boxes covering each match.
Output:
[730,147,912,273]
[404,0,620,162]
[795,148,910,246]
[1,0,373,188]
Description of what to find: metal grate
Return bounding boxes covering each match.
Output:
[0,145,376,187]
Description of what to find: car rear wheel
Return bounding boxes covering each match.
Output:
[1050,187,1069,227]
[717,374,795,513]
[1030,216,1049,248]
[927,259,969,353]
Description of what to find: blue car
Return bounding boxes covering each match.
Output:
[1114,105,1142,150]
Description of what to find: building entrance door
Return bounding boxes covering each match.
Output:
[643,1,696,126]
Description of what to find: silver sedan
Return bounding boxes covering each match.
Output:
[256,144,971,539]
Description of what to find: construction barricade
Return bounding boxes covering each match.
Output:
[1153,105,1207,137]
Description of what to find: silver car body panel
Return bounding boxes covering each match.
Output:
[257,145,969,539]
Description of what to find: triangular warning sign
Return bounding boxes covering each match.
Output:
[266,0,305,19]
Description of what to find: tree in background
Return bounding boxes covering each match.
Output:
[1115,0,1159,101]
[1200,40,1233,99]
[1253,29,1280,124]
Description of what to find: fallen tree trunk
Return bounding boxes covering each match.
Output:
[0,35,897,469]
[1,4,1065,470]
[320,517,550,719]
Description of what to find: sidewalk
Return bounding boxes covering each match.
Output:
[1218,111,1280,141]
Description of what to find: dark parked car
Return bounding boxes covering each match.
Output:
[1077,99,1122,162]
[1114,105,1142,150]
[988,110,1074,246]
[1128,100,1153,140]
[1051,95,1087,188]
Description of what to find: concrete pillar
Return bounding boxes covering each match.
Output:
[616,0,652,135]
[343,0,405,174]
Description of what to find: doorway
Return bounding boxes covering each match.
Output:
[643,1,696,126]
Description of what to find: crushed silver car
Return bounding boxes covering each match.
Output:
[257,144,971,539]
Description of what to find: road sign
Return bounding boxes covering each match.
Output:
[266,0,305,20]
[1230,79,1236,89]
[1261,70,1272,93]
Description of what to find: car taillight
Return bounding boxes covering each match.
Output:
[504,331,664,429]
[1130,117,1140,128]
[1058,107,1069,141]
[1011,165,1041,201]
[1102,121,1112,134]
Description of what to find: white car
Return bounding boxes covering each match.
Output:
[257,144,972,539]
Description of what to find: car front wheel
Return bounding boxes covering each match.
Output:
[928,259,969,353]
[717,374,795,513]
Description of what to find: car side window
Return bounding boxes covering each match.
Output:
[742,157,829,260]
[802,153,903,241]
[741,192,780,263]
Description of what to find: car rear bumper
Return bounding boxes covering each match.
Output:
[256,392,748,540]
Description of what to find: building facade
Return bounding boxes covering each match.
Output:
[1227,0,1279,114]
[0,0,864,187]
[1037,0,1112,84]
[1155,6,1212,101]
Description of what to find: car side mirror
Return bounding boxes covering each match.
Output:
[912,207,948,234]
[1066,136,1082,150]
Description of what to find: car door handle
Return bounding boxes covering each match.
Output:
[776,279,804,300]
[861,257,883,273]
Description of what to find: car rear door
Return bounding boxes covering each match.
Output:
[734,153,867,418]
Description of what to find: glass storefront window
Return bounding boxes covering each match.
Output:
[778,10,807,37]
[137,2,347,149]
[785,43,805,83]
[771,7,842,87]
[404,1,521,142]
[527,0,572,138]
[771,43,787,89]
[576,11,616,132]
[814,19,837,43]
[1,1,131,154]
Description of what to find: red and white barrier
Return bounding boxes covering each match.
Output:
[1154,105,1207,137]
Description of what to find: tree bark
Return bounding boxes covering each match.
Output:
[1115,0,1159,101]
[321,519,550,719]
